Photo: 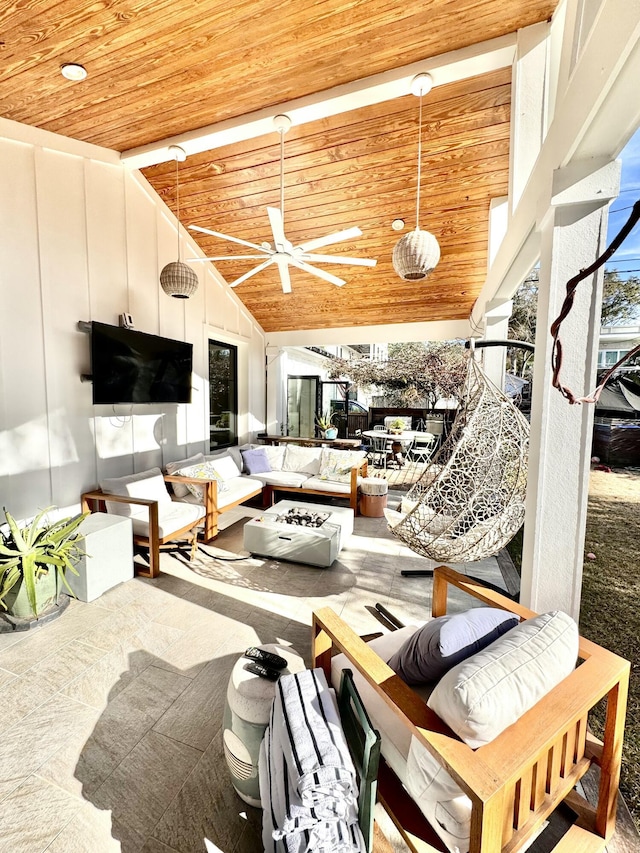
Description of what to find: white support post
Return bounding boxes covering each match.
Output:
[520,159,620,619]
[265,346,287,437]
[482,299,513,391]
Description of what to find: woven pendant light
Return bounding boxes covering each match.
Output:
[160,146,199,299]
[392,74,440,281]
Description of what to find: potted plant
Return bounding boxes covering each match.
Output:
[388,417,406,435]
[0,508,87,620]
[316,413,338,440]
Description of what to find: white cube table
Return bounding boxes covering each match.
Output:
[68,512,134,602]
[243,500,354,568]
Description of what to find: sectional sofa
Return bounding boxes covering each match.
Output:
[164,443,369,541]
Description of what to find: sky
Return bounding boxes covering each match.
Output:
[605,128,640,313]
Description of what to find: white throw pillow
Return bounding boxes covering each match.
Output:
[166,453,205,498]
[428,610,579,749]
[100,467,171,520]
[178,461,228,501]
[262,444,285,471]
[209,454,242,480]
[282,444,323,474]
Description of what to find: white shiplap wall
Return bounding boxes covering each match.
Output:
[0,120,266,520]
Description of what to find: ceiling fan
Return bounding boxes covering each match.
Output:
[187,114,377,293]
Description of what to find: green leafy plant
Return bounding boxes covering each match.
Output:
[315,413,335,431]
[388,417,406,431]
[0,508,87,618]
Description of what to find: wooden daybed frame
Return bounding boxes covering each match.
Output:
[312,566,630,853]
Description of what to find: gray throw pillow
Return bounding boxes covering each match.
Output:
[387,607,519,685]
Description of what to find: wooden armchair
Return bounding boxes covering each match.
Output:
[81,467,209,579]
[312,566,630,853]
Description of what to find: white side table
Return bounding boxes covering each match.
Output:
[68,513,134,602]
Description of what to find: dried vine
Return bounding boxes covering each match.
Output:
[551,199,640,404]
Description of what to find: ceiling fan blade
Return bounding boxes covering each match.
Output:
[228,258,274,288]
[266,206,287,252]
[274,257,292,294]
[298,226,363,253]
[187,255,268,262]
[290,259,346,287]
[189,224,266,252]
[301,253,377,267]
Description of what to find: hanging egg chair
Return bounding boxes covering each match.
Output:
[385,354,530,563]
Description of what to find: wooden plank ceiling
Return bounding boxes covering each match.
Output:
[0,0,558,333]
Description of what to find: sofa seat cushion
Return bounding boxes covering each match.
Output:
[217,476,263,509]
[251,471,310,488]
[131,500,205,538]
[302,476,363,495]
[330,625,428,785]
[101,468,172,519]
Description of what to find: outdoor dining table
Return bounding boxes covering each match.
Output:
[362,429,433,468]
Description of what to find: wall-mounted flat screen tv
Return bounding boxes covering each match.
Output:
[90,322,193,404]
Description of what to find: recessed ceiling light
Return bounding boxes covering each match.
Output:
[391,218,405,231]
[61,63,87,82]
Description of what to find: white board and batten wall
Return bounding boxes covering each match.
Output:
[0,118,266,522]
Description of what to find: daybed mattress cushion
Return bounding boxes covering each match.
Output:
[330,625,429,785]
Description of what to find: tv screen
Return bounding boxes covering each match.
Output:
[90,322,193,404]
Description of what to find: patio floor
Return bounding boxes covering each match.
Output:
[0,502,506,853]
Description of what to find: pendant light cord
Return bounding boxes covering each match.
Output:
[279,129,285,221]
[175,156,181,261]
[416,91,423,231]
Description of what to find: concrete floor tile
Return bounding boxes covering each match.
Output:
[0,775,82,853]
[92,730,202,839]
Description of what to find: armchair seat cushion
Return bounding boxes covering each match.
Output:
[131,501,205,539]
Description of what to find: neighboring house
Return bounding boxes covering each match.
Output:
[597,324,640,371]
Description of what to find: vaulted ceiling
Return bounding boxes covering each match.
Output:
[1,0,558,333]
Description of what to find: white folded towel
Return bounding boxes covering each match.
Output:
[258,668,364,852]
[272,668,358,822]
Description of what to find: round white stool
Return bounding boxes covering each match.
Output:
[223,643,305,806]
[360,477,389,517]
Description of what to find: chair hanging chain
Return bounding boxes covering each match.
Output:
[415,92,423,230]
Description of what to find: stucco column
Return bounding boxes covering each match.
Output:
[520,160,620,619]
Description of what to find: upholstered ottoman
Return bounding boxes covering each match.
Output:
[223,644,305,806]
